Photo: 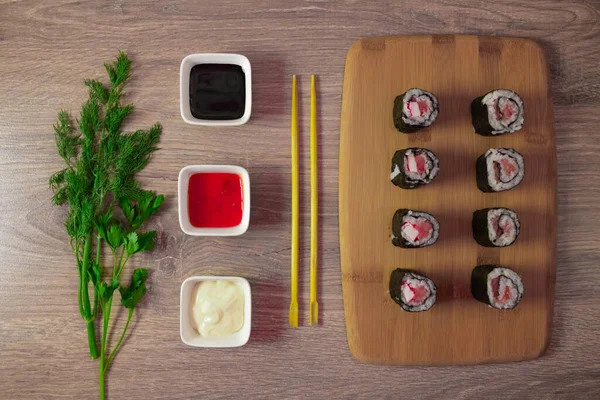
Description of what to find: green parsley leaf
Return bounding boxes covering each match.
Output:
[119,268,148,310]
[123,231,155,255]
[123,232,139,255]
[106,224,124,250]
[88,262,101,288]
[98,278,120,305]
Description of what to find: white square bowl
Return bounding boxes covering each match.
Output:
[180,53,252,126]
[178,165,250,236]
[180,276,252,348]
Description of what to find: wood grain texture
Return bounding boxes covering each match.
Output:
[0,0,599,398]
[339,35,556,365]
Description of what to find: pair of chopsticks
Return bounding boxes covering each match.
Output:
[289,75,318,328]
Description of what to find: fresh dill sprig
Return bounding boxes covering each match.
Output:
[49,51,164,400]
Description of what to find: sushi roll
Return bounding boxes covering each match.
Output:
[471,89,524,136]
[390,148,440,189]
[476,148,524,192]
[472,208,520,247]
[392,209,439,248]
[393,88,439,133]
[471,265,524,310]
[389,269,437,312]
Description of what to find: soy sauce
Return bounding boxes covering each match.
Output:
[189,64,246,120]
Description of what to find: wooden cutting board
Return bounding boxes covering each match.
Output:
[339,35,556,365]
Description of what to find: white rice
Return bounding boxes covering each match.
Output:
[486,267,524,309]
[485,148,524,191]
[487,208,520,246]
[481,89,524,135]
[401,88,439,127]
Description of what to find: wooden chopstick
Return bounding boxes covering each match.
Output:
[309,75,319,326]
[289,75,299,328]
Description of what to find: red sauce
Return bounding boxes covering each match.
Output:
[188,173,244,228]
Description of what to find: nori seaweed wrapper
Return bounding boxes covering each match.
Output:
[475,153,493,192]
[471,265,497,305]
[392,209,413,248]
[471,95,494,136]
[393,95,420,133]
[391,150,412,188]
[389,268,410,306]
[472,208,493,246]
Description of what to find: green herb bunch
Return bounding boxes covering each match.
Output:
[49,52,164,400]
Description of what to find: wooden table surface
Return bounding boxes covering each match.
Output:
[1,1,599,399]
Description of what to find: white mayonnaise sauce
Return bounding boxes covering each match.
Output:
[190,280,244,337]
